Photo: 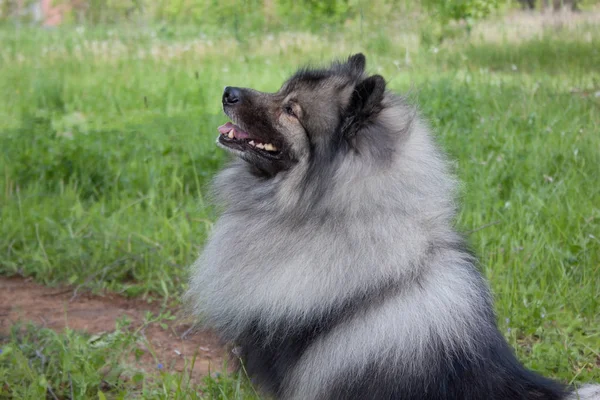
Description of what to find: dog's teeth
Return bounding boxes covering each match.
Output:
[264,143,275,151]
[228,130,235,139]
[256,143,265,149]
[249,140,256,146]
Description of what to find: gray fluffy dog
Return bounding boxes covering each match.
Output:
[187,54,599,400]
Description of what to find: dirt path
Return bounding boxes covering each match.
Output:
[0,276,224,379]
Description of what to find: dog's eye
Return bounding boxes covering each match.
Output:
[284,104,296,118]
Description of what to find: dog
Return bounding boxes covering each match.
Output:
[187,54,600,399]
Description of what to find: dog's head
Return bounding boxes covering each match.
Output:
[217,53,387,176]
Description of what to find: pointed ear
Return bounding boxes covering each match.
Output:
[347,53,366,75]
[343,74,386,138]
[348,74,386,116]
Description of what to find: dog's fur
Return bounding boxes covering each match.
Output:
[187,54,599,400]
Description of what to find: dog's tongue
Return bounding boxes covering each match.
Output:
[218,122,249,139]
[217,122,234,134]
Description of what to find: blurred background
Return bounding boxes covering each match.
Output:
[0,0,596,26]
[0,0,599,399]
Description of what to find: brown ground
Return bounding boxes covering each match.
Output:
[0,276,225,380]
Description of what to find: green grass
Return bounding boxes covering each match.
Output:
[1,15,600,398]
[0,320,258,399]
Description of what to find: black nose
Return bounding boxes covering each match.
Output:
[223,86,241,105]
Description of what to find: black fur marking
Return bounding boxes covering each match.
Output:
[325,327,567,400]
[285,68,334,90]
[235,281,401,397]
[286,53,367,91]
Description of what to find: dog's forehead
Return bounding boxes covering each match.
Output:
[281,68,351,97]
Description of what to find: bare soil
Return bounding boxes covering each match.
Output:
[0,276,224,379]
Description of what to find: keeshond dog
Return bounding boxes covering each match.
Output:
[187,54,599,400]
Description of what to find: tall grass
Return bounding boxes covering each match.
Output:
[1,14,599,398]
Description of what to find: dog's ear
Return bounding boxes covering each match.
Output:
[342,75,386,138]
[347,53,366,75]
[349,74,385,115]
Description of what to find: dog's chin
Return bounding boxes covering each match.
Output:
[216,123,293,176]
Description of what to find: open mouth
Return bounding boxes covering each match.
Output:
[217,122,282,158]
